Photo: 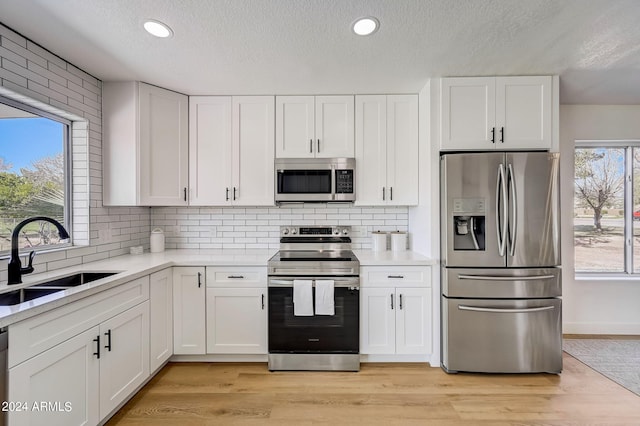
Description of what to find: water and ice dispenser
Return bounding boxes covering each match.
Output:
[452,198,486,251]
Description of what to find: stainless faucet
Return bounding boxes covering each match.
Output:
[7,216,70,285]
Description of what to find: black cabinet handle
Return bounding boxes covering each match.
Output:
[491,127,496,143]
[183,187,187,202]
[317,139,320,153]
[310,139,313,153]
[226,187,229,201]
[197,272,202,288]
[105,329,112,352]
[390,187,393,201]
[228,275,245,279]
[233,187,237,201]
[390,293,394,310]
[500,127,504,143]
[93,335,100,359]
[399,294,403,310]
[382,187,385,201]
[261,294,265,310]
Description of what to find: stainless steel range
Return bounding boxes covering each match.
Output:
[267,225,360,371]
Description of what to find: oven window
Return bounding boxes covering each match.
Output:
[268,287,359,353]
[277,170,332,194]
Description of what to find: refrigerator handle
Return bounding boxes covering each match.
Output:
[496,164,507,256]
[458,305,555,314]
[507,163,517,257]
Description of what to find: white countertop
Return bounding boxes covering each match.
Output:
[0,248,435,327]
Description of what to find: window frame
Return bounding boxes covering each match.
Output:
[0,95,73,255]
[574,140,640,277]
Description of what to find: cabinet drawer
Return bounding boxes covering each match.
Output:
[206,267,267,288]
[9,276,150,368]
[361,266,430,288]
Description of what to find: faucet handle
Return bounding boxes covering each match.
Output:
[21,250,36,274]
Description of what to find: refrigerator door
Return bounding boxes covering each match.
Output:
[506,152,560,267]
[442,267,561,298]
[442,297,562,373]
[441,153,506,267]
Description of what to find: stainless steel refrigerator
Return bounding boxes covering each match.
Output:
[440,152,562,373]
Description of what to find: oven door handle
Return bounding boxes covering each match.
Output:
[268,278,360,288]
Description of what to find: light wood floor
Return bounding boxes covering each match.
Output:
[107,353,640,425]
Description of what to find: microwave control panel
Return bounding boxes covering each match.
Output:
[335,170,354,193]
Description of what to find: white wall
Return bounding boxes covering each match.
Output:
[0,23,151,282]
[560,105,640,334]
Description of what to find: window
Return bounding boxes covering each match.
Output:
[0,96,71,253]
[574,142,640,274]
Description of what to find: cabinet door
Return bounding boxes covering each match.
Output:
[173,267,206,354]
[206,287,267,354]
[149,269,173,372]
[189,96,232,205]
[386,95,419,205]
[360,288,395,354]
[8,326,100,426]
[139,82,189,205]
[275,96,315,158]
[233,96,275,206]
[355,95,387,206]
[441,77,496,150]
[99,302,150,418]
[496,76,552,150]
[395,288,431,355]
[315,95,355,158]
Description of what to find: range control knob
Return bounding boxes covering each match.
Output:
[291,228,298,235]
[342,228,349,236]
[282,228,290,236]
[333,229,340,235]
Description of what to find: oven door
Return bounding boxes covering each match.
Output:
[268,277,359,354]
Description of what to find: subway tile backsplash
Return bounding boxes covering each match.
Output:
[151,205,409,250]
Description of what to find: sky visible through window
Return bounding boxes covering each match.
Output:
[0,114,66,252]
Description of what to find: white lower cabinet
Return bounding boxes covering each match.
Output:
[173,267,206,354]
[206,267,267,354]
[360,266,432,355]
[9,326,101,426]
[149,268,173,372]
[99,301,150,419]
[8,277,151,426]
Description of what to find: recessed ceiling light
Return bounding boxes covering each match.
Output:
[352,17,379,36]
[143,20,173,38]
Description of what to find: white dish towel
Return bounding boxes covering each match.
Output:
[293,279,314,316]
[315,280,335,316]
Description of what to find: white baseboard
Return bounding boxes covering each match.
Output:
[171,354,268,362]
[563,322,640,335]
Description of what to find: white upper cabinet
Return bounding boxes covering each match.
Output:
[189,96,274,206]
[276,95,354,158]
[103,81,189,206]
[440,76,552,151]
[355,94,418,206]
[189,96,232,205]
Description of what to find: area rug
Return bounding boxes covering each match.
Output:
[563,339,640,396]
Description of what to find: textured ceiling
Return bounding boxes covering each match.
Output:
[1,0,640,104]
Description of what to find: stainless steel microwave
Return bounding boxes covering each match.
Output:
[275,158,355,202]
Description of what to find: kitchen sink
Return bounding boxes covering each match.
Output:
[0,271,119,306]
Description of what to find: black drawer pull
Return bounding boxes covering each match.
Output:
[228,275,245,279]
[388,275,404,279]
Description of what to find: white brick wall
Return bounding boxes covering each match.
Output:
[151,205,409,250]
[0,23,150,282]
